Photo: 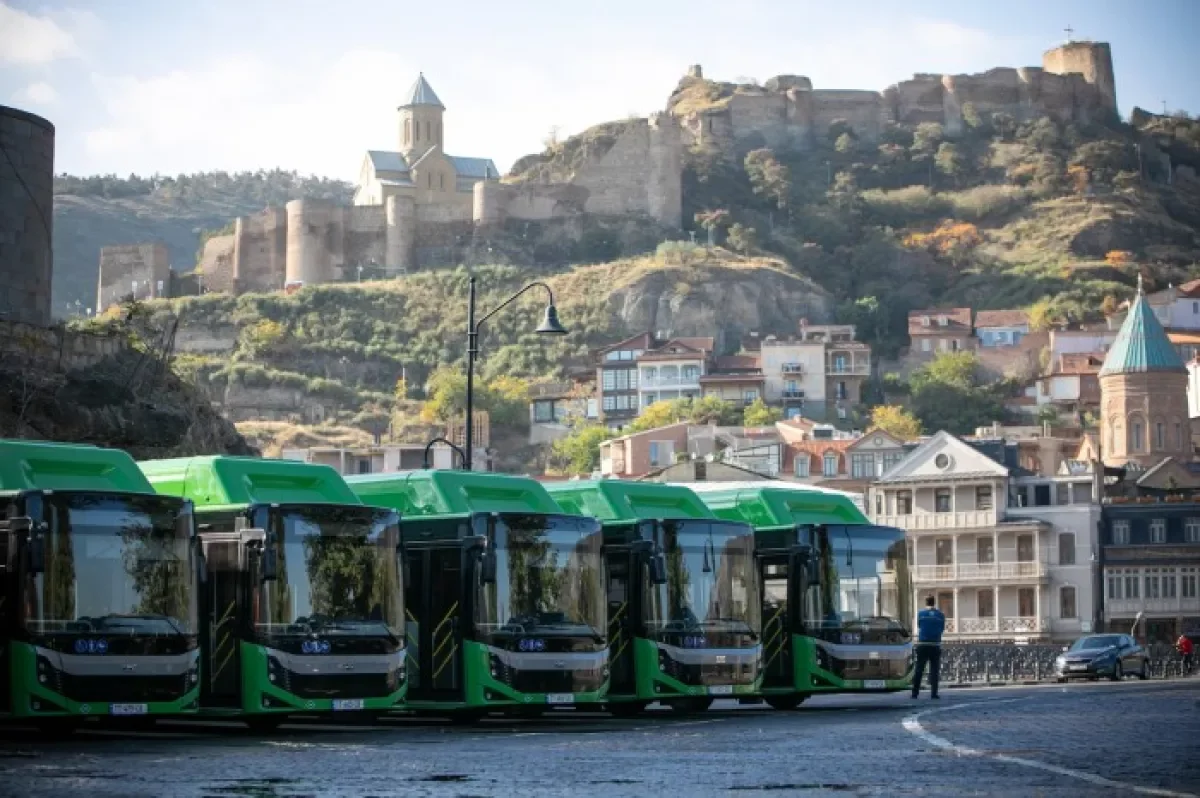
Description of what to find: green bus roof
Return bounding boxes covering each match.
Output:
[0,439,156,495]
[694,486,869,529]
[544,480,716,523]
[345,470,563,517]
[137,456,363,508]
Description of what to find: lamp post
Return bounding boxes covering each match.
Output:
[462,275,567,469]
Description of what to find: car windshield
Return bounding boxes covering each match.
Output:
[1070,635,1122,651]
[645,520,760,641]
[25,492,196,637]
[803,524,912,645]
[477,514,605,639]
[256,505,403,642]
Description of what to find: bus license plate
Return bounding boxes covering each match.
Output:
[546,693,575,705]
[863,680,886,689]
[110,703,148,716]
[708,685,734,696]
[332,699,365,711]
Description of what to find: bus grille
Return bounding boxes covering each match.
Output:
[58,673,188,703]
[282,672,391,700]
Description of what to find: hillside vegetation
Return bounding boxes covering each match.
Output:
[52,170,353,316]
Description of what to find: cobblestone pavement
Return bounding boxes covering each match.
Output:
[1,680,1197,797]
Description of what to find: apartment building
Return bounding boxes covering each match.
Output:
[280,442,491,473]
[528,379,597,445]
[868,431,1085,643]
[975,309,1030,348]
[759,324,870,420]
[637,337,715,411]
[908,308,974,357]
[700,355,765,406]
[594,332,654,428]
[599,422,690,478]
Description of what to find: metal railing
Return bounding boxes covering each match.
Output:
[913,562,1047,582]
[827,363,871,375]
[938,643,1196,685]
[875,510,999,531]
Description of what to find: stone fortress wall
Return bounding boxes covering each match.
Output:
[675,41,1118,150]
[0,105,55,326]
[119,41,1117,302]
[96,243,171,310]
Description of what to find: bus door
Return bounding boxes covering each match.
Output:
[0,516,23,714]
[605,545,640,697]
[199,531,248,708]
[407,544,466,702]
[760,554,793,690]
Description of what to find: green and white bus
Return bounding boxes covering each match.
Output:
[691,485,913,709]
[139,456,406,728]
[0,441,200,729]
[346,470,608,718]
[545,480,763,715]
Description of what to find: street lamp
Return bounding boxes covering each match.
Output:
[462,275,567,470]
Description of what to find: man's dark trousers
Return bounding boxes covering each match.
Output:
[912,643,941,697]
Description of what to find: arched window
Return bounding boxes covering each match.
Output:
[1175,419,1184,449]
[1155,420,1166,449]
[823,452,838,477]
[426,121,431,141]
[404,119,410,145]
[413,119,419,142]
[427,173,432,188]
[439,173,444,190]
[1130,416,1144,453]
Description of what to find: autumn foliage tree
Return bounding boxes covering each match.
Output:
[902,220,982,266]
[869,405,923,441]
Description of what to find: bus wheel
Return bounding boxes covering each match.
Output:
[666,698,713,714]
[765,695,807,711]
[33,719,81,738]
[608,701,647,717]
[244,715,286,733]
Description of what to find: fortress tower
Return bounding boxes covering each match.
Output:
[1043,40,1118,117]
[399,73,445,161]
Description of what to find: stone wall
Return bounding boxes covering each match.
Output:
[233,206,287,293]
[196,234,236,293]
[96,242,171,311]
[0,105,54,327]
[0,318,124,372]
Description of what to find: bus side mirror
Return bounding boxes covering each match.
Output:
[651,553,667,585]
[22,519,46,575]
[481,549,497,584]
[4,518,34,572]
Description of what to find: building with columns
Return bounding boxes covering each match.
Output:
[869,431,1098,643]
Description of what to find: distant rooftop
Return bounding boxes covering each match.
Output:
[400,73,444,109]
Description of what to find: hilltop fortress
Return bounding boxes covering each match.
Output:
[102,40,1116,302]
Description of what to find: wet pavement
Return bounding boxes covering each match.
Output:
[1,680,1197,797]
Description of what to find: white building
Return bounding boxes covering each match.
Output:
[869,431,1096,642]
[280,443,490,474]
[760,337,825,418]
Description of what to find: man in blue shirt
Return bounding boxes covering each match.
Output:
[912,596,946,699]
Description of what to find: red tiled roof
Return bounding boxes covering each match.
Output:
[908,308,972,335]
[783,438,856,473]
[674,337,716,351]
[714,354,760,370]
[1178,279,1200,298]
[975,309,1030,328]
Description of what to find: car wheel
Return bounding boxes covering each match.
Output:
[1110,661,1123,682]
[765,695,807,711]
[1056,677,1067,684]
[1138,659,1149,680]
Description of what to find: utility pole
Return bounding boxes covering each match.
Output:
[1064,24,1074,42]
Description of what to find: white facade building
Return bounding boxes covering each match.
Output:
[868,432,1097,642]
[760,338,826,418]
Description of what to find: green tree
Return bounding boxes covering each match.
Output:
[961,102,985,132]
[694,208,731,248]
[744,149,792,211]
[908,351,1009,435]
[912,122,945,154]
[910,350,980,392]
[934,142,968,187]
[870,405,923,441]
[551,424,612,474]
[834,132,857,155]
[238,319,287,358]
[743,398,782,426]
[421,367,529,428]
[726,223,758,256]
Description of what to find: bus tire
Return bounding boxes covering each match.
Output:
[608,701,647,717]
[765,695,807,711]
[244,715,286,732]
[666,697,713,714]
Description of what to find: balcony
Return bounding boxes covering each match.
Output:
[782,364,804,374]
[782,389,806,400]
[945,617,1049,636]
[1105,596,1200,616]
[874,510,999,531]
[641,377,701,389]
[912,562,1048,583]
[826,362,871,376]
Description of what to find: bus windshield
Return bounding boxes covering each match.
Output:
[647,520,760,643]
[257,506,404,643]
[804,524,912,645]
[477,514,605,640]
[25,493,196,642]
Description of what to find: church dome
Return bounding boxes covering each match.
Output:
[1099,278,1185,376]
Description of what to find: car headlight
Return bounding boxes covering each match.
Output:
[1054,656,1065,668]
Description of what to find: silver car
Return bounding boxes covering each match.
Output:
[1055,634,1150,682]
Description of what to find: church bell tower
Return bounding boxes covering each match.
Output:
[399,73,445,161]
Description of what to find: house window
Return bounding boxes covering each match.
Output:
[1107,573,1122,599]
[938,315,948,326]
[851,454,874,479]
[1060,586,1077,619]
[1155,422,1165,449]
[642,367,657,384]
[935,538,953,565]
[602,370,616,391]
[1055,483,1069,506]
[1017,587,1035,617]
[875,494,882,516]
[602,396,615,411]
[794,456,810,478]
[833,354,847,373]
[935,488,951,513]
[1150,518,1166,544]
[920,339,931,352]
[1059,533,1076,565]
[1124,570,1140,598]
[896,491,912,515]
[1163,570,1177,599]
[1182,569,1198,599]
[1112,520,1130,544]
[642,393,657,408]
[533,401,554,423]
[978,589,994,618]
[1131,420,1144,452]
[836,381,848,400]
[882,451,905,472]
[975,486,992,510]
[660,365,678,384]
[743,389,758,404]
[1145,570,1160,599]
[823,452,838,477]
[615,395,632,410]
[977,538,994,564]
[1186,518,1200,543]
[1176,422,1184,450]
[439,173,445,190]
[682,365,700,381]
[648,441,673,467]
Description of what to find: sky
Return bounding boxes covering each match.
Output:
[2,0,1198,180]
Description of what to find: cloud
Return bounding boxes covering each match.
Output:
[0,3,80,65]
[15,81,59,106]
